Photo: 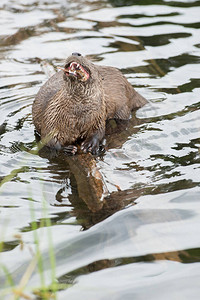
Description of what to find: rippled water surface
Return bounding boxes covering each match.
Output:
[0,0,200,299]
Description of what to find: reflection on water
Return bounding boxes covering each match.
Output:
[0,0,200,298]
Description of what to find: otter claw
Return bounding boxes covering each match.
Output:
[63,145,77,155]
[81,138,99,155]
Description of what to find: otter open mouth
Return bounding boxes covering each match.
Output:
[64,62,90,81]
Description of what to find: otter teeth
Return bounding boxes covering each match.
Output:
[69,70,76,75]
[65,61,89,81]
[70,62,80,70]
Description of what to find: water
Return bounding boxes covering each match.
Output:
[0,0,200,298]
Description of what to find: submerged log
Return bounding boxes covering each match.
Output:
[66,153,108,212]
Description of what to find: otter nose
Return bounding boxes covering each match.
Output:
[72,52,81,57]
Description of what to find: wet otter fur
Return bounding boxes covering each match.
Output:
[32,53,147,154]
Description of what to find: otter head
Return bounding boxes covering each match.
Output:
[60,53,99,84]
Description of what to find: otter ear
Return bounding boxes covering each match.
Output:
[99,71,104,80]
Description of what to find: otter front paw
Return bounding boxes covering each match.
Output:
[81,136,100,155]
[63,145,77,155]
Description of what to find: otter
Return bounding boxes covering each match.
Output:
[32,52,147,155]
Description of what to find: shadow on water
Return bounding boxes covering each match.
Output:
[37,115,146,230]
[58,247,200,285]
[109,0,200,7]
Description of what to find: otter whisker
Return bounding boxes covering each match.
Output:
[57,67,65,71]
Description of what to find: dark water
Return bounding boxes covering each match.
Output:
[0,0,200,299]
